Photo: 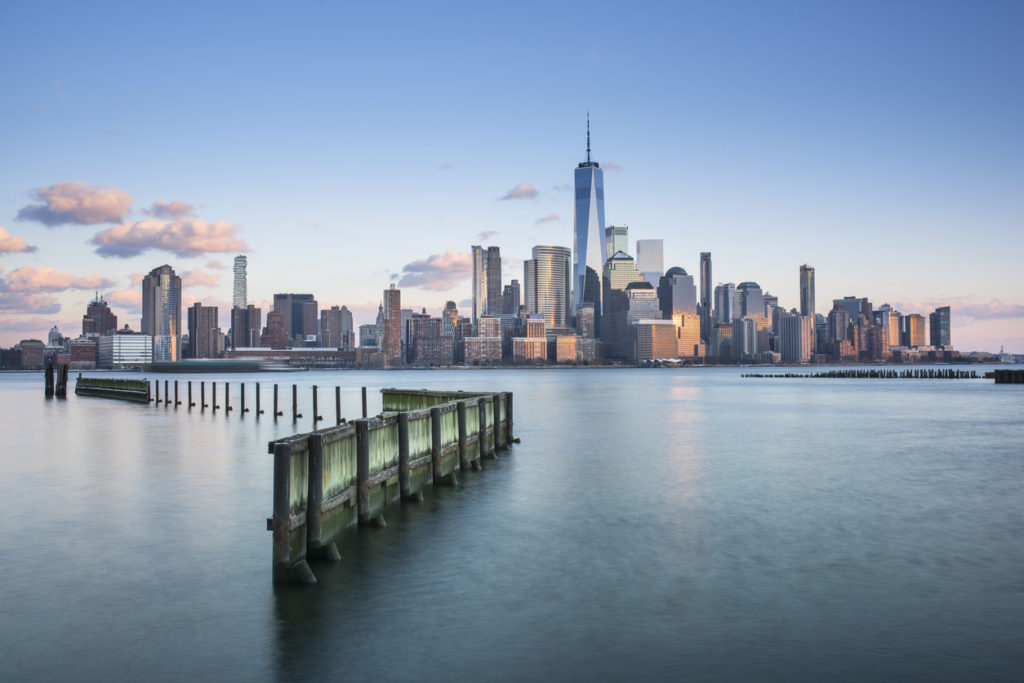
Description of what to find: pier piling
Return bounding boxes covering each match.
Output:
[213,382,218,413]
[225,383,231,413]
[256,382,262,416]
[188,381,194,408]
[201,382,207,410]
[335,386,341,425]
[164,381,169,408]
[361,386,367,418]
[155,379,160,406]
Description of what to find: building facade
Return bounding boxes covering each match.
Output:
[572,117,606,319]
[523,245,571,331]
[141,264,182,362]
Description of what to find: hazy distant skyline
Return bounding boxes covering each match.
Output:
[1,1,1022,351]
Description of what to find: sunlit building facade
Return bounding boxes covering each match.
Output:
[523,245,571,330]
[141,264,181,362]
[572,117,606,320]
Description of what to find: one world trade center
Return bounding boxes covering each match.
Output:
[572,115,606,327]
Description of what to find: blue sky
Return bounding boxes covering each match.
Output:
[2,0,1022,351]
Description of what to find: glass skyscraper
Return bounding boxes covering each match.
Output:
[572,116,606,322]
[141,264,182,362]
[523,245,571,330]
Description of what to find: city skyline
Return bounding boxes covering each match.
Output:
[1,2,1022,352]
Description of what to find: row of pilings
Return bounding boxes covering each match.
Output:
[742,368,981,379]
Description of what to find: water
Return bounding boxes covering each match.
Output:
[1,368,1022,681]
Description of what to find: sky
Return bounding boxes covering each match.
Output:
[1,0,1022,351]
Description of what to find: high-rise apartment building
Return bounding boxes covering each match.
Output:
[605,225,628,261]
[82,294,118,338]
[699,253,712,345]
[442,301,459,337]
[320,305,354,349]
[141,264,182,362]
[187,303,219,359]
[929,306,951,348]
[230,304,262,348]
[903,313,926,347]
[573,116,607,319]
[486,246,502,315]
[780,313,814,364]
[523,245,571,330]
[272,293,317,347]
[232,255,247,309]
[502,280,521,315]
[471,245,487,325]
[635,239,664,285]
[799,264,815,319]
[382,285,402,366]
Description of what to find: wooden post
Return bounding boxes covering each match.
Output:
[45,362,55,398]
[56,365,68,398]
[292,384,298,423]
[492,394,503,448]
[431,407,442,484]
[201,381,206,410]
[505,391,514,443]
[355,419,371,524]
[306,432,324,551]
[398,412,411,499]
[272,442,315,584]
[361,386,368,418]
[478,397,491,458]
[212,382,218,413]
[312,385,321,427]
[155,379,160,406]
[457,401,469,471]
[147,379,151,403]
[273,384,280,418]
[188,381,193,408]
[225,382,231,413]
[240,383,246,415]
[174,380,180,407]
[256,382,262,416]
[164,380,169,408]
[335,386,341,425]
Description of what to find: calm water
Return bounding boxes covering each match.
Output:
[1,368,1022,681]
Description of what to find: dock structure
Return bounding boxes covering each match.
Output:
[993,369,1024,384]
[268,388,514,584]
[74,376,150,403]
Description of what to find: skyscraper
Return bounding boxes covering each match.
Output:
[232,255,247,309]
[187,303,219,358]
[601,251,640,358]
[523,245,572,330]
[605,225,628,261]
[658,267,697,318]
[471,245,487,325]
[635,239,664,285]
[230,304,261,348]
[82,293,117,338]
[486,246,502,315]
[713,283,736,324]
[383,285,402,366]
[929,306,951,348]
[502,280,521,315]
[699,253,712,345]
[572,115,606,321]
[272,293,317,347]
[799,264,815,319]
[141,264,182,362]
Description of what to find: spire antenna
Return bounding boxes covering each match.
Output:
[586,112,591,163]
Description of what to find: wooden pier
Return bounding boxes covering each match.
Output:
[268,388,514,584]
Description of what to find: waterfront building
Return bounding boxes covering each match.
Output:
[555,335,578,363]
[576,303,595,339]
[358,323,380,349]
[82,294,118,338]
[141,264,182,362]
[67,338,96,370]
[382,285,402,366]
[187,303,219,359]
[442,301,459,337]
[780,313,814,364]
[833,296,872,323]
[230,304,261,349]
[713,283,735,325]
[470,245,502,324]
[605,225,628,261]
[272,293,317,347]
[699,253,712,346]
[601,252,641,359]
[673,313,701,358]
[635,239,664,285]
[572,116,607,320]
[659,267,697,319]
[624,282,661,362]
[512,316,548,363]
[733,317,757,361]
[486,246,502,315]
[261,311,289,349]
[930,306,951,348]
[97,333,153,369]
[635,319,677,363]
[874,304,902,347]
[523,245,571,330]
[320,305,353,349]
[903,313,926,347]
[16,339,45,369]
[232,255,247,309]
[712,322,734,362]
[408,316,453,365]
[799,264,815,319]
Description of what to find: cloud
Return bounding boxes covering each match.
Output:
[603,161,623,171]
[458,298,471,309]
[0,227,37,254]
[398,249,472,291]
[535,213,560,225]
[499,182,538,200]
[552,184,571,192]
[205,259,227,270]
[0,315,70,336]
[17,181,132,227]
[145,200,195,219]
[476,230,498,241]
[91,217,249,258]
[107,289,142,313]
[0,292,61,314]
[3,266,114,292]
[438,163,453,171]
[128,272,146,286]
[955,300,1024,320]
[181,267,220,288]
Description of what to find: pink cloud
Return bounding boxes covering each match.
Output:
[0,226,37,254]
[0,292,61,314]
[107,289,142,313]
[17,181,131,227]
[181,267,220,288]
[205,259,227,270]
[91,217,249,258]
[182,295,232,327]
[398,250,472,291]
[535,213,560,225]
[145,200,195,219]
[128,272,146,286]
[499,182,538,200]
[3,266,114,292]
[603,161,623,171]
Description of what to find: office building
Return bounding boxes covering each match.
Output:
[382,285,402,366]
[737,282,768,330]
[272,293,317,347]
[601,252,641,359]
[261,311,289,349]
[573,116,607,319]
[699,253,712,345]
[82,294,118,338]
[486,246,502,315]
[502,280,521,315]
[97,333,153,369]
[442,301,459,337]
[141,264,182,362]
[930,306,951,348]
[874,304,901,347]
[523,245,571,330]
[230,304,262,349]
[780,313,814,364]
[605,225,628,261]
[512,315,547,363]
[903,313,926,347]
[658,267,697,319]
[470,245,501,324]
[713,283,735,324]
[833,296,872,323]
[232,255,247,309]
[320,305,353,349]
[799,264,815,319]
[635,320,677,363]
[187,303,219,359]
[635,239,664,285]
[733,317,757,361]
